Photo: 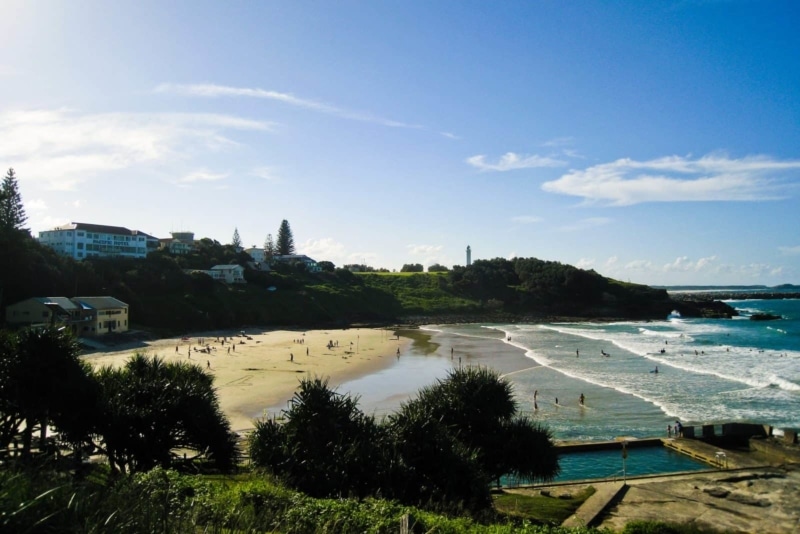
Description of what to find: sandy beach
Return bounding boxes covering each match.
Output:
[83,327,410,433]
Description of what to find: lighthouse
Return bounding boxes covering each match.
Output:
[466,245,472,267]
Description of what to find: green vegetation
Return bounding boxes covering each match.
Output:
[0,466,610,533]
[493,487,596,525]
[250,368,559,514]
[1,217,727,335]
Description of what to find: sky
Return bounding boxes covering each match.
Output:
[2,0,799,286]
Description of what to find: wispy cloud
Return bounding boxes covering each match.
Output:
[663,255,718,272]
[155,83,423,130]
[466,152,567,172]
[778,245,800,256]
[542,136,575,147]
[440,131,461,140]
[178,170,228,184]
[559,217,611,232]
[0,109,271,190]
[250,167,280,181]
[408,244,443,255]
[575,258,595,269]
[542,153,800,206]
[511,215,542,224]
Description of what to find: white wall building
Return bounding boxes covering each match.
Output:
[210,264,247,284]
[38,222,159,260]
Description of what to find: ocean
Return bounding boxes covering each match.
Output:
[340,297,800,442]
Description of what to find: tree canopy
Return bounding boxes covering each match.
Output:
[0,168,28,234]
[276,219,295,255]
[250,367,559,512]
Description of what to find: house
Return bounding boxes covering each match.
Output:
[273,254,321,272]
[71,296,130,335]
[160,231,195,255]
[5,296,129,336]
[38,222,160,260]
[210,264,247,284]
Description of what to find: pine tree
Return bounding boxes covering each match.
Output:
[0,168,28,232]
[276,220,295,256]
[264,234,276,262]
[231,227,242,249]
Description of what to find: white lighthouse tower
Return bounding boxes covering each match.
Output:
[466,245,472,266]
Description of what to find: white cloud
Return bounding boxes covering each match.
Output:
[511,215,542,224]
[408,244,443,255]
[559,217,611,232]
[26,198,47,211]
[440,131,461,140]
[663,255,718,273]
[778,245,800,256]
[300,238,347,261]
[466,152,566,172]
[624,259,655,271]
[250,167,280,181]
[542,153,800,206]
[156,83,422,129]
[178,170,228,184]
[0,109,272,190]
[542,137,575,147]
[605,256,618,267]
[576,258,595,269]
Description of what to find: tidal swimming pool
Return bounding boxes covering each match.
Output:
[505,445,712,486]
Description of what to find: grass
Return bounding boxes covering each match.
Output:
[493,486,596,525]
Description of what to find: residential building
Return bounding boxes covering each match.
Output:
[5,296,129,336]
[209,264,247,284]
[38,222,159,260]
[273,254,321,272]
[160,231,195,255]
[71,296,130,335]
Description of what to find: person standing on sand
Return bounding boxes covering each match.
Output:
[207,360,210,369]
[290,353,293,362]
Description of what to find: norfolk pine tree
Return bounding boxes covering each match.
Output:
[0,168,28,233]
[276,219,295,255]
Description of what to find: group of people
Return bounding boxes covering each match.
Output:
[667,420,683,437]
[532,390,586,409]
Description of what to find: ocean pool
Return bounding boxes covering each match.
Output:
[505,445,712,486]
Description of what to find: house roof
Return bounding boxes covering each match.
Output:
[38,297,80,311]
[47,222,158,240]
[211,264,244,270]
[72,296,129,310]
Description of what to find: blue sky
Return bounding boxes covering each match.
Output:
[2,0,799,285]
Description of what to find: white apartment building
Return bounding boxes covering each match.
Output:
[38,222,159,260]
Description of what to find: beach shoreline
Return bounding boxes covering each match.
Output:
[82,326,411,433]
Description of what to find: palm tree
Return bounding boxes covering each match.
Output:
[250,376,384,498]
[398,366,559,490]
[93,354,237,474]
[10,327,93,459]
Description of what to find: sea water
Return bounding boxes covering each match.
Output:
[342,297,800,442]
[439,298,800,441]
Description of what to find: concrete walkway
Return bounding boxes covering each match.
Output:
[561,481,627,528]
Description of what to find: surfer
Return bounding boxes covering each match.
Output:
[651,366,659,374]
[576,349,579,358]
[579,393,585,406]
[555,397,559,406]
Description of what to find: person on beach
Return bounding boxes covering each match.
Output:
[290,353,293,362]
[207,360,210,369]
[667,424,672,437]
[555,397,559,406]
[576,349,580,358]
[579,393,585,406]
[675,420,683,437]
